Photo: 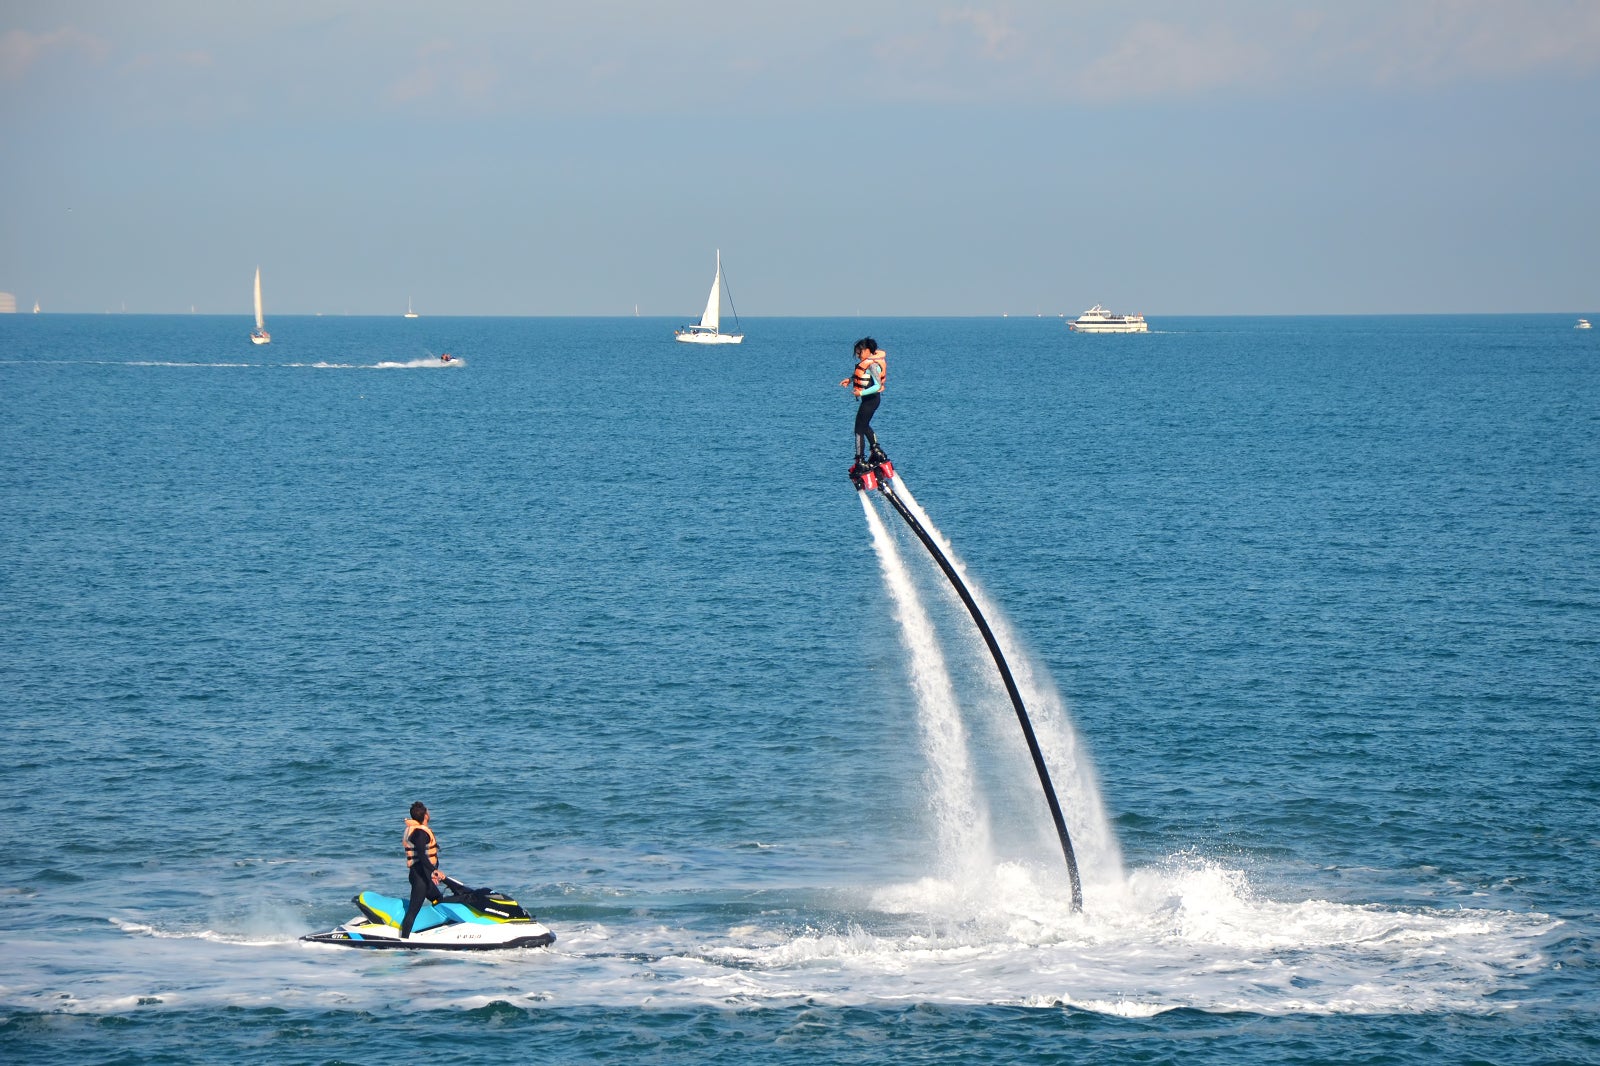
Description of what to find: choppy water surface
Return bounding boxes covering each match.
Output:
[2,314,1596,1063]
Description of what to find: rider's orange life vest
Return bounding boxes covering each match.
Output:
[851,354,887,396]
[403,819,439,869]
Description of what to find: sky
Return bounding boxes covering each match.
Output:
[2,0,1598,316]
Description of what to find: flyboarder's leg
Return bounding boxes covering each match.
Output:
[854,393,881,462]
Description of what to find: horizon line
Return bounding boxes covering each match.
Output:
[4,310,1595,319]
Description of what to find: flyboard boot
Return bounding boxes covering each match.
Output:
[848,443,893,492]
[869,443,894,483]
[849,456,879,491]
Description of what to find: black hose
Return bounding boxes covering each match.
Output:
[878,482,1084,912]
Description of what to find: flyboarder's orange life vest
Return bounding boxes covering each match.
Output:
[403,819,439,869]
[851,353,886,396]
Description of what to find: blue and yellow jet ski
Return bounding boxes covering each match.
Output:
[303,876,555,951]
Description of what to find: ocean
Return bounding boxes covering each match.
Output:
[1,312,1596,1064]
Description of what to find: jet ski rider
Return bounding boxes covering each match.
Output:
[400,801,446,939]
[839,337,887,466]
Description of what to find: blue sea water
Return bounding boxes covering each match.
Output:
[1,312,1597,1064]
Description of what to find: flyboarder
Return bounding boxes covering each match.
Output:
[839,337,887,466]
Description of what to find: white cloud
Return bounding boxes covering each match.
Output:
[1071,19,1271,101]
[8,2,1600,122]
[852,1,1600,105]
[1328,0,1600,88]
[1061,1,1600,101]
[0,26,109,81]
[118,48,214,76]
[387,39,499,107]
[941,6,1025,60]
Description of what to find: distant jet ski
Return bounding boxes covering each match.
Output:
[302,876,555,951]
[849,444,895,492]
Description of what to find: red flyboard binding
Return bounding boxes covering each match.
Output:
[848,446,893,492]
[849,459,878,492]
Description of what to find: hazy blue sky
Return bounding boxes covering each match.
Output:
[3,1,1597,315]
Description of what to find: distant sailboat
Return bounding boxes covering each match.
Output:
[405,297,419,319]
[33,301,40,314]
[674,250,743,344]
[250,267,271,345]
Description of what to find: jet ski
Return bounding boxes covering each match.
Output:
[849,444,895,492]
[302,875,555,950]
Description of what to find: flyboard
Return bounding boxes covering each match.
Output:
[850,447,1085,912]
[303,875,555,950]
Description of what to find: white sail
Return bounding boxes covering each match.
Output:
[698,251,723,332]
[250,267,271,344]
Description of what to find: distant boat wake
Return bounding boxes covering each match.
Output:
[368,357,465,369]
[4,358,465,370]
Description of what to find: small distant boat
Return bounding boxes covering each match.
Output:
[1068,305,1148,333]
[1578,318,1592,330]
[405,297,419,319]
[675,250,743,344]
[33,301,40,314]
[250,267,271,345]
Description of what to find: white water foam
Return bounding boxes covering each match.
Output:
[860,494,993,884]
[36,358,469,370]
[0,852,1557,1018]
[711,854,1556,1016]
[124,361,256,368]
[4,358,464,370]
[371,357,465,369]
[887,476,1125,902]
[824,479,1557,1014]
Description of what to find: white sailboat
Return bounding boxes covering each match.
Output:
[674,250,743,344]
[405,297,419,319]
[250,267,271,345]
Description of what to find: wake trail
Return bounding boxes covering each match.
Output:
[859,493,994,883]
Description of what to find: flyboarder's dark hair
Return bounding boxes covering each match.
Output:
[410,801,427,821]
[854,337,878,356]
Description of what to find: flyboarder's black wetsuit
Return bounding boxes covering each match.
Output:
[851,355,885,462]
[400,821,443,938]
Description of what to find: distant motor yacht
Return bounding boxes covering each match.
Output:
[1068,304,1148,333]
[1578,318,1592,330]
